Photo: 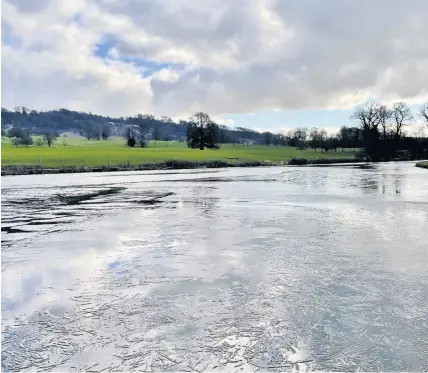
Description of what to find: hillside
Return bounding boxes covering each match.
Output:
[1,107,277,145]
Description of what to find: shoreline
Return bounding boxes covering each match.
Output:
[3,158,423,176]
[415,161,428,169]
[1,158,363,176]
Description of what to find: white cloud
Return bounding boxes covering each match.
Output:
[1,0,153,116]
[152,68,180,83]
[212,117,235,127]
[1,0,428,120]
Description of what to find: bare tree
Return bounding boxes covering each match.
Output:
[308,127,329,151]
[125,127,136,147]
[420,103,428,127]
[161,116,172,123]
[391,102,413,138]
[415,125,426,138]
[319,129,328,151]
[378,106,392,140]
[92,123,102,140]
[138,123,150,147]
[351,101,391,140]
[101,124,112,140]
[294,127,308,150]
[338,126,354,150]
[309,127,320,151]
[44,131,56,147]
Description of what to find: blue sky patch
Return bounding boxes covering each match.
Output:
[224,102,423,132]
[1,22,22,48]
[93,37,183,77]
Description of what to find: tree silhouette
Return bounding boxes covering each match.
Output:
[186,112,220,150]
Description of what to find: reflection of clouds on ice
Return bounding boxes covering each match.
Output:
[1,228,128,325]
[2,164,428,371]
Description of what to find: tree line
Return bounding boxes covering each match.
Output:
[350,102,428,160]
[1,107,285,145]
[2,126,60,147]
[271,102,428,159]
[2,102,428,160]
[183,102,428,160]
[1,106,330,147]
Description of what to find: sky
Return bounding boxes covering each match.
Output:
[1,0,428,133]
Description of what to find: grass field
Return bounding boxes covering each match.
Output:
[1,135,357,168]
[415,161,428,169]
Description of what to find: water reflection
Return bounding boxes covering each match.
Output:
[2,162,428,372]
[191,185,219,217]
[354,163,414,197]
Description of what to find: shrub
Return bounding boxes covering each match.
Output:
[289,157,308,165]
[127,137,136,147]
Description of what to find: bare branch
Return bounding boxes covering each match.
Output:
[420,103,428,126]
[351,101,392,140]
[391,102,413,138]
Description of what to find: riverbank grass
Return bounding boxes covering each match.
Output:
[415,161,428,169]
[1,135,357,168]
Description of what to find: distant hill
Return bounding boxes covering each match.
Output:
[1,107,280,145]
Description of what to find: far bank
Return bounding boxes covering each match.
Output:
[1,157,363,176]
[416,161,428,169]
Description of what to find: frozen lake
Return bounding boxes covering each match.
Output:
[2,162,428,371]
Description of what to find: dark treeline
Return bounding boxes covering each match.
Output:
[1,106,286,146]
[349,102,428,160]
[1,107,185,141]
[283,102,428,160]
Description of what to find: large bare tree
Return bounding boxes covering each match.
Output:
[420,103,428,127]
[351,102,391,140]
[391,102,413,138]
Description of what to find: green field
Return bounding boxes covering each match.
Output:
[1,135,357,168]
[416,161,428,169]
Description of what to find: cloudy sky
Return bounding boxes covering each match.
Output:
[2,0,428,132]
